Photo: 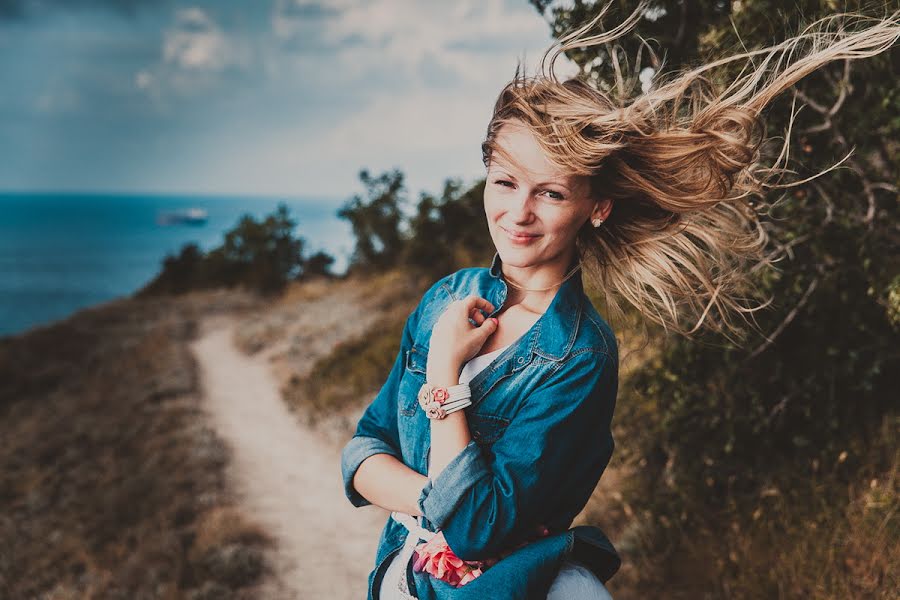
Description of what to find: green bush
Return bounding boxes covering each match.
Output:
[139,203,332,297]
[529,1,900,596]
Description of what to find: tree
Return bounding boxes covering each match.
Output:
[337,169,408,273]
[136,242,207,296]
[304,250,336,278]
[532,1,900,596]
[220,203,306,293]
[138,203,318,296]
[403,178,494,277]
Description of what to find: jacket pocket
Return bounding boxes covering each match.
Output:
[399,343,428,416]
[467,412,511,446]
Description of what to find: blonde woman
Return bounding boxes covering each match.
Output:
[341,4,899,599]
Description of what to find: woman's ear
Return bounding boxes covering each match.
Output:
[592,197,613,222]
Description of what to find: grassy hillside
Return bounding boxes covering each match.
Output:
[0,290,274,599]
[3,262,894,598]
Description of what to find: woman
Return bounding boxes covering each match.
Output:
[341,4,899,599]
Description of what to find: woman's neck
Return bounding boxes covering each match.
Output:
[501,287,553,315]
[500,247,578,314]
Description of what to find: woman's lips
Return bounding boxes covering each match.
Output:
[501,226,541,244]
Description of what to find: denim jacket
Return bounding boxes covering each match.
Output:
[341,251,621,600]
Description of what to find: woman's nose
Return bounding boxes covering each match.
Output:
[508,190,536,223]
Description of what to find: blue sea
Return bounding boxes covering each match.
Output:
[0,192,355,338]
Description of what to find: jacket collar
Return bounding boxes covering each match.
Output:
[484,250,583,361]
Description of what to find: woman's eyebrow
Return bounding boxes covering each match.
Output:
[492,170,572,191]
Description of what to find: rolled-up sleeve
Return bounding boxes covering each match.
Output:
[415,349,617,561]
[340,277,445,508]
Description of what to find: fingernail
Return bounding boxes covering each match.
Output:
[491,318,498,325]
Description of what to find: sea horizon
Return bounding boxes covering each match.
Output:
[0,190,356,338]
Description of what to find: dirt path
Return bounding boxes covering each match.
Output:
[190,315,388,599]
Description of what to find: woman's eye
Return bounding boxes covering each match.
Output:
[492,180,564,201]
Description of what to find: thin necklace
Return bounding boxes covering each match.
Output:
[502,260,583,293]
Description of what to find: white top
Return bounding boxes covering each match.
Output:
[458,344,509,384]
[379,344,511,599]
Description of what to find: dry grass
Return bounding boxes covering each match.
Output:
[0,288,275,600]
[232,268,428,435]
[603,414,899,600]
[18,268,882,599]
[746,428,899,600]
[230,269,419,360]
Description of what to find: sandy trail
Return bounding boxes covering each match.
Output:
[191,315,388,599]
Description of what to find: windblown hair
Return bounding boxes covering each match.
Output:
[480,1,899,343]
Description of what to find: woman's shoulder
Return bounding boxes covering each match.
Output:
[408,266,495,338]
[419,265,491,303]
[410,268,475,323]
[574,299,619,364]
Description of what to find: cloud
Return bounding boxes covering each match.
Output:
[132,0,577,196]
[134,1,563,107]
[271,0,556,88]
[0,0,579,197]
[134,69,153,90]
[134,6,256,105]
[163,7,246,72]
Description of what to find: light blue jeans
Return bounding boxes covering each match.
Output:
[547,559,615,599]
[380,554,614,599]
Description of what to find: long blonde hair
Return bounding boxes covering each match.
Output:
[480,1,899,343]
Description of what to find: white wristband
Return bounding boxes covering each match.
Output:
[443,399,471,415]
[418,381,474,419]
[417,382,471,411]
[440,398,471,411]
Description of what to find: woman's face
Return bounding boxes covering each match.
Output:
[484,121,601,273]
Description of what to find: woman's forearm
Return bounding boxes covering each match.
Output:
[353,452,429,516]
[427,363,472,480]
[352,363,470,516]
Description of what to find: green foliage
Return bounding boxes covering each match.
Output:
[402,178,495,275]
[531,0,900,596]
[217,204,306,293]
[304,250,336,277]
[337,169,497,280]
[282,311,407,423]
[152,242,208,295]
[337,169,409,272]
[139,202,332,297]
[529,0,733,92]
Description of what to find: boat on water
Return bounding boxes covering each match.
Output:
[156,207,208,226]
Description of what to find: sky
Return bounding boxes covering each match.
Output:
[0,0,581,202]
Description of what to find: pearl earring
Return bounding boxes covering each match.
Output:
[592,218,604,228]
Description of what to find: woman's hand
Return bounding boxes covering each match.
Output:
[428,295,499,374]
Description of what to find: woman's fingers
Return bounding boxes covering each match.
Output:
[460,294,495,316]
[469,307,486,325]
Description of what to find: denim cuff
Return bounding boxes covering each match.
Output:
[341,434,402,507]
[417,439,491,528]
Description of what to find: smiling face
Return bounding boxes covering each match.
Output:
[484,121,607,281]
